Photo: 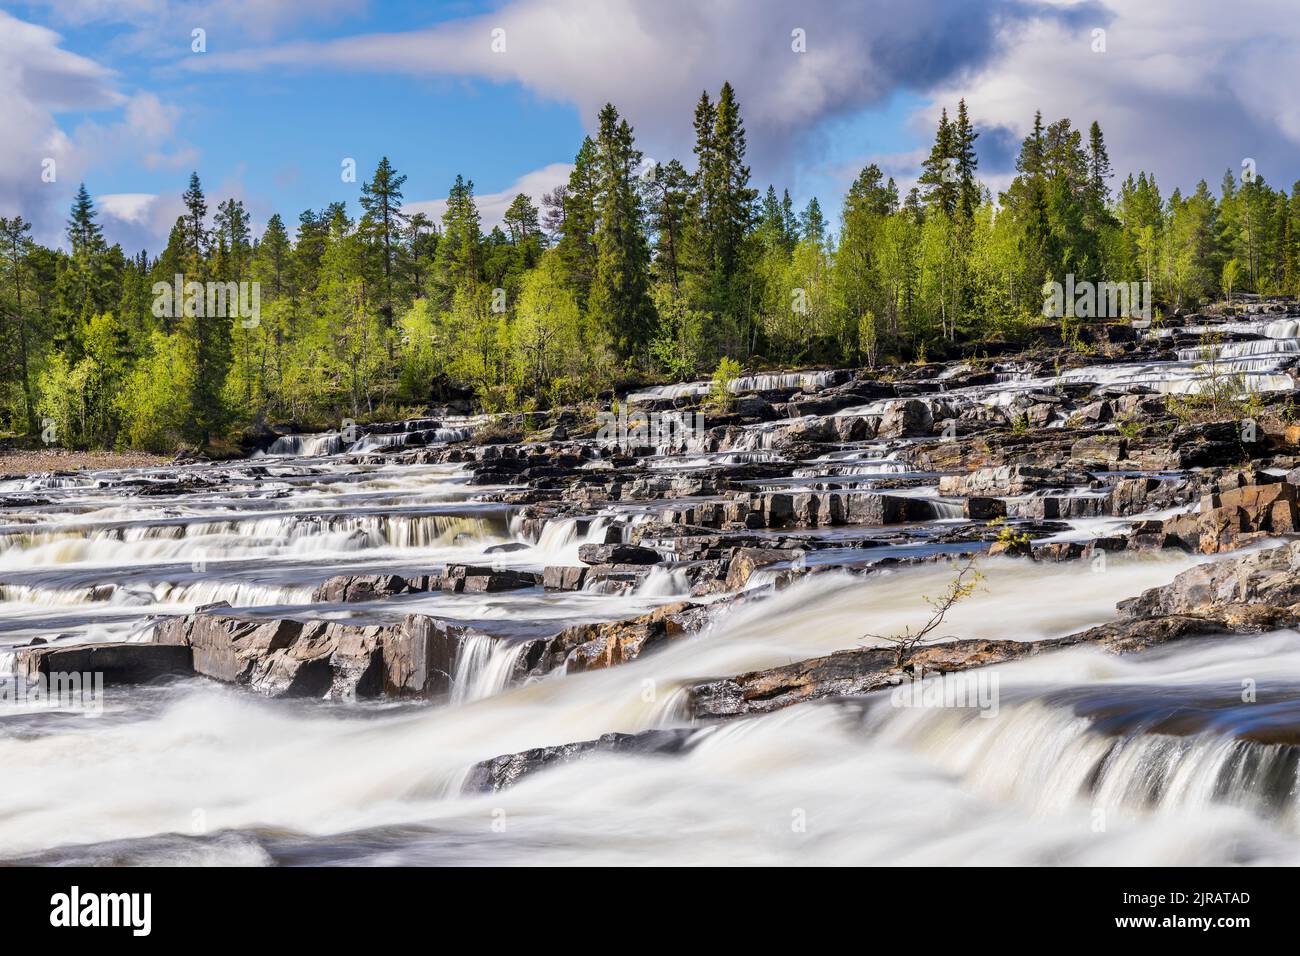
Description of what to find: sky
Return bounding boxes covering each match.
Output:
[3,0,1300,253]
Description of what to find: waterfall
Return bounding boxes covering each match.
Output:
[263,433,346,457]
[634,565,691,596]
[450,633,530,705]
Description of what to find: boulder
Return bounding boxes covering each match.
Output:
[1161,480,1300,553]
[16,642,193,685]
[442,564,538,592]
[463,729,698,793]
[1118,539,1300,628]
[725,547,801,589]
[877,399,934,438]
[542,565,588,590]
[964,496,1007,519]
[938,465,1059,496]
[153,610,498,700]
[577,543,662,565]
[842,492,934,525]
[533,601,713,673]
[313,573,437,603]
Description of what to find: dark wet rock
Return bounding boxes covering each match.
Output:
[1171,421,1261,469]
[542,565,588,590]
[964,496,1007,519]
[130,475,217,496]
[577,542,661,565]
[484,541,531,554]
[1067,400,1115,426]
[725,547,802,589]
[17,642,194,685]
[313,573,439,603]
[442,564,538,592]
[529,600,716,674]
[1118,540,1300,629]
[1031,541,1086,562]
[153,610,504,700]
[581,564,654,593]
[1009,493,1110,520]
[687,614,1228,720]
[238,418,281,454]
[463,729,700,793]
[877,399,934,438]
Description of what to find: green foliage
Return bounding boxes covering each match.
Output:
[4,87,1295,452]
[706,356,742,410]
[116,331,194,452]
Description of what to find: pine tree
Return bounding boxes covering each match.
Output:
[799,197,827,246]
[213,198,251,279]
[918,108,959,216]
[954,100,980,221]
[686,82,757,348]
[432,175,482,303]
[359,156,408,325]
[647,160,691,292]
[174,173,229,447]
[182,172,208,268]
[67,184,105,254]
[555,138,600,310]
[588,103,657,357]
[1086,121,1113,208]
[61,184,113,347]
[0,216,37,433]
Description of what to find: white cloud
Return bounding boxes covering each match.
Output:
[29,0,368,49]
[408,162,574,230]
[96,192,185,252]
[921,0,1300,192]
[181,0,1093,185]
[0,11,194,247]
[0,11,119,237]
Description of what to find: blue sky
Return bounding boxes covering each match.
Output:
[43,3,587,224]
[4,0,1299,253]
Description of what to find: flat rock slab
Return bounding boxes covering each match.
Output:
[16,642,193,685]
[463,729,700,793]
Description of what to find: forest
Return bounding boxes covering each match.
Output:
[2,81,1298,452]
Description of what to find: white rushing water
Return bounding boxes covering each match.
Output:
[4,306,1300,865]
[8,550,1293,865]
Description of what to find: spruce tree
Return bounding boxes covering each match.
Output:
[954,100,980,221]
[588,103,657,357]
[359,156,408,324]
[919,108,959,216]
[799,197,827,246]
[555,138,600,309]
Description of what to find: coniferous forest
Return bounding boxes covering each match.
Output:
[2,82,1297,452]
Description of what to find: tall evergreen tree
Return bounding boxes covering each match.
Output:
[555,138,600,310]
[359,156,408,324]
[588,103,656,357]
[432,175,482,303]
[0,216,37,433]
[799,197,827,246]
[919,108,959,216]
[953,100,980,221]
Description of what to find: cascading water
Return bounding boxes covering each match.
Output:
[7,307,1300,867]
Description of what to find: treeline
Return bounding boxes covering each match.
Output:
[2,82,1299,451]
